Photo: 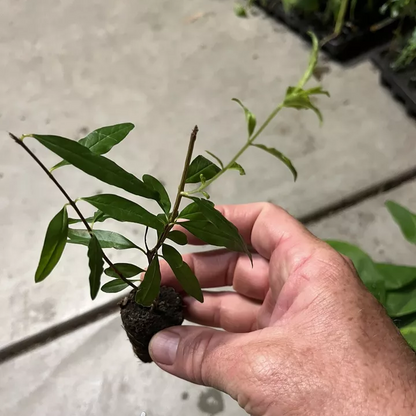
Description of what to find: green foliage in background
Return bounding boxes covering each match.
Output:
[328,201,416,350]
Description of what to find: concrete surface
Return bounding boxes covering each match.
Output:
[0,315,246,416]
[309,180,416,265]
[1,0,416,414]
[1,0,416,347]
[1,181,416,416]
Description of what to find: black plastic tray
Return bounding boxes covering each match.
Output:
[372,49,416,117]
[256,0,397,61]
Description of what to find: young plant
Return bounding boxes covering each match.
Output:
[9,34,328,362]
[328,201,416,350]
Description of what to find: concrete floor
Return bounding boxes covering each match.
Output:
[1,0,416,415]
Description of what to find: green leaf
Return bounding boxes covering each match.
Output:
[68,229,138,250]
[31,135,157,200]
[136,255,161,306]
[326,240,386,304]
[298,32,320,88]
[104,263,144,278]
[386,281,416,318]
[162,244,184,268]
[68,210,111,225]
[386,201,416,245]
[35,206,69,282]
[234,3,247,17]
[87,234,104,300]
[50,123,134,171]
[232,98,257,137]
[400,320,416,350]
[283,86,329,124]
[205,151,224,169]
[229,161,246,175]
[179,201,209,221]
[181,197,251,261]
[185,155,221,184]
[251,143,297,181]
[162,244,203,302]
[142,174,171,214]
[82,194,164,232]
[167,230,188,245]
[101,278,139,293]
[375,263,416,291]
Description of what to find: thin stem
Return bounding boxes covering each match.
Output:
[170,125,198,221]
[186,104,283,195]
[9,132,137,290]
[147,126,198,262]
[144,227,150,252]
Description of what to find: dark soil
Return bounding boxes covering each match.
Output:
[120,286,184,363]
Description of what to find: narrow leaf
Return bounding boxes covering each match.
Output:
[104,263,144,278]
[162,244,184,268]
[283,86,329,124]
[167,230,188,245]
[185,155,221,184]
[298,32,319,88]
[182,198,251,261]
[87,234,104,300]
[101,278,139,293]
[50,123,134,171]
[179,201,209,221]
[32,135,157,200]
[232,98,257,137]
[205,151,224,169]
[68,229,137,250]
[386,201,416,245]
[229,161,246,175]
[251,143,297,181]
[35,206,69,282]
[136,255,161,306]
[162,245,203,302]
[68,210,110,225]
[142,174,171,214]
[82,194,164,232]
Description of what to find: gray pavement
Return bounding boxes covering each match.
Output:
[0,0,416,415]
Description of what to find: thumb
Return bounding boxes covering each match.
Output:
[149,326,244,391]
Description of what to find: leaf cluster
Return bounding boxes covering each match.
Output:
[328,201,416,350]
[15,33,328,307]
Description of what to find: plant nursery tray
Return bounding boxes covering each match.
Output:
[372,48,416,117]
[256,0,397,61]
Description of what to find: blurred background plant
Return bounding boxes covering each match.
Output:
[328,201,416,350]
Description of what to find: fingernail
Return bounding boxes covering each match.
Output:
[150,330,180,365]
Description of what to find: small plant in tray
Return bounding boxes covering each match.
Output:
[372,0,416,116]
[246,0,398,60]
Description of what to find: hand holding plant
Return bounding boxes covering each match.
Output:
[150,203,416,416]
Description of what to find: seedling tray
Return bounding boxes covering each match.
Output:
[372,48,416,117]
[256,0,397,61]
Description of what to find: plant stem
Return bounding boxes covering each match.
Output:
[9,132,137,290]
[186,104,283,195]
[146,126,198,262]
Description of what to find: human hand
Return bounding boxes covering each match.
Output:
[150,203,416,416]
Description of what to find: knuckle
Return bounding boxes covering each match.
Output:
[180,330,218,386]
